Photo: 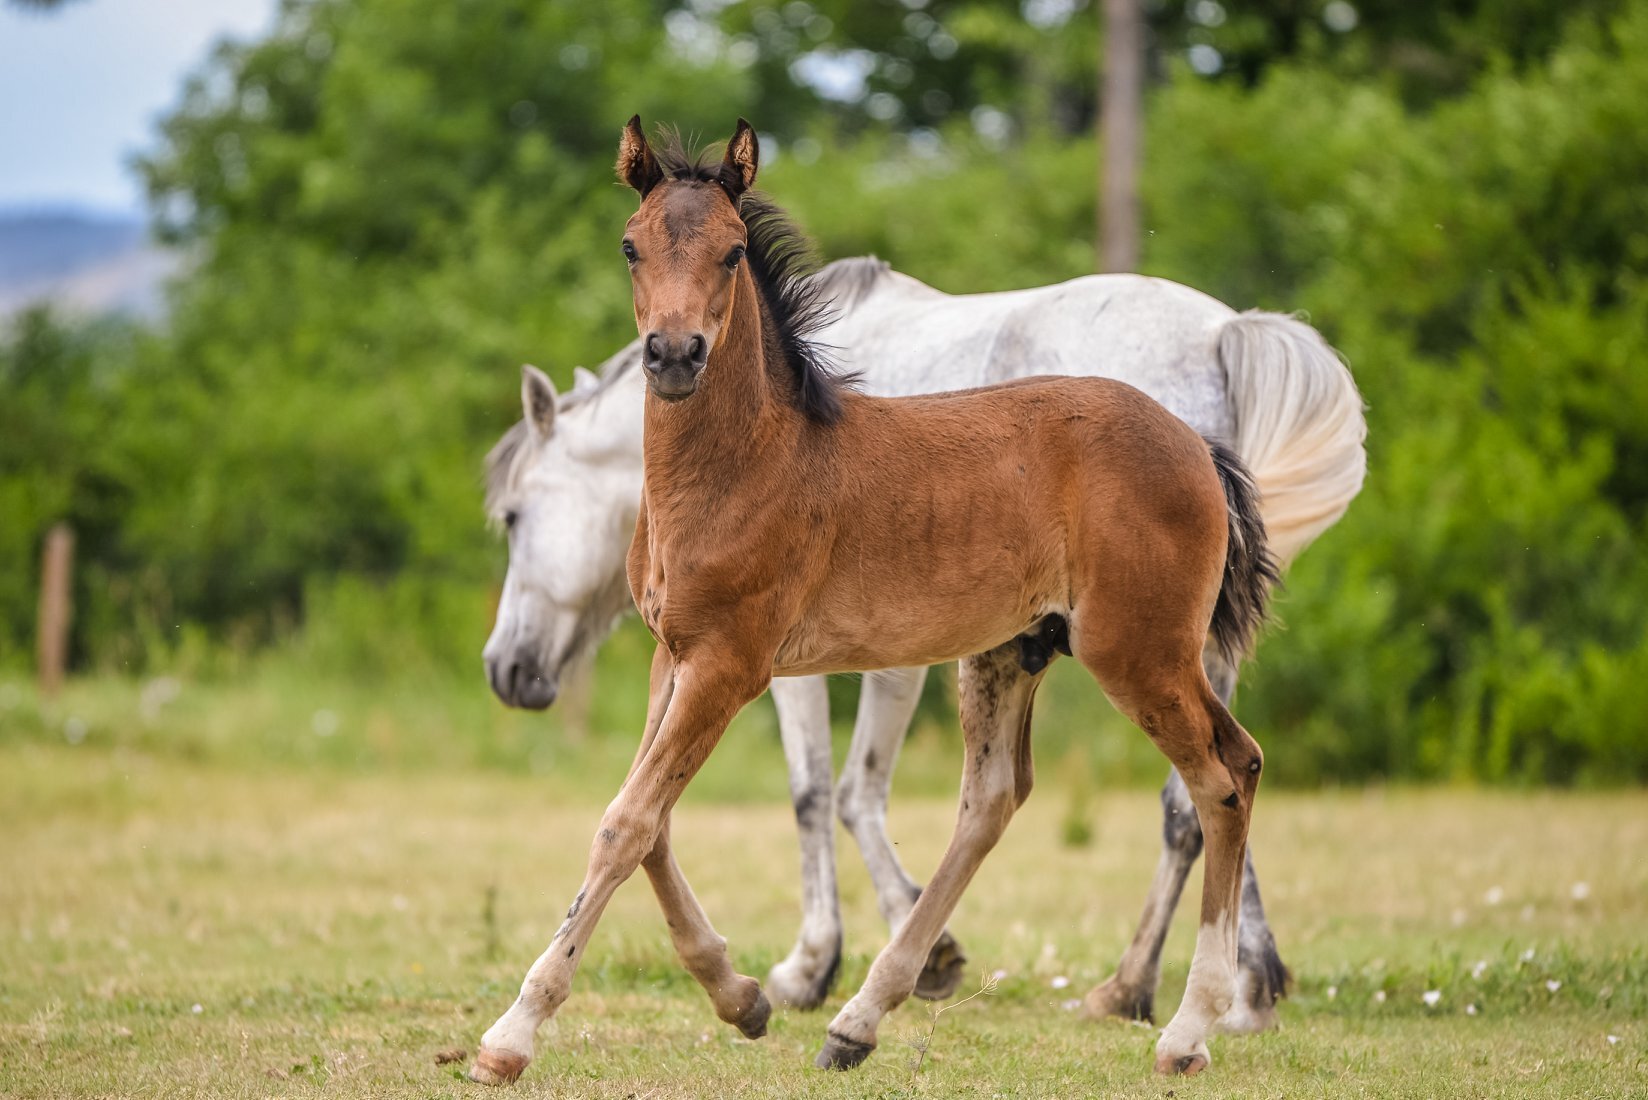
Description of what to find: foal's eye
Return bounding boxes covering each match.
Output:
[724,245,745,269]
[504,510,519,530]
[621,241,638,263]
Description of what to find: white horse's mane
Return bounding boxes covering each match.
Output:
[483,257,899,522]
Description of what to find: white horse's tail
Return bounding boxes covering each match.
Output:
[1219,311,1367,567]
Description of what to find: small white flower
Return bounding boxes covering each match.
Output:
[1545,980,1561,993]
[1466,1003,1478,1016]
[1521,948,1536,963]
[1326,985,1338,1000]
[1050,976,1070,990]
[1471,960,1488,980]
[1571,882,1591,901]
[1373,990,1387,1004]
[1060,998,1082,1012]
[1422,990,1442,1007]
[190,1003,203,1015]
[1607,1034,1620,1045]
[1484,886,1505,906]
[991,968,1009,982]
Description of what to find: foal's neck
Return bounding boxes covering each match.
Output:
[642,269,799,507]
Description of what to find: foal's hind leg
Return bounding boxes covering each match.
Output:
[835,666,968,1001]
[1086,651,1289,1030]
[817,644,1040,1070]
[1079,640,1262,1076]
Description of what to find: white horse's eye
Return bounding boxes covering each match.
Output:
[504,510,519,530]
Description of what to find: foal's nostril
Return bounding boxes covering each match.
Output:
[642,332,706,374]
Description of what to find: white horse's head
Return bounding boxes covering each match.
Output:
[482,356,645,709]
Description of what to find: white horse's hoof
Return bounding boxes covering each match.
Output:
[767,955,837,1010]
[1216,996,1278,1035]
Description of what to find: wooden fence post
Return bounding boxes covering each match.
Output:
[1099,0,1143,273]
[37,522,75,699]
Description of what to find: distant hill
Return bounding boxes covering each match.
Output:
[0,209,180,319]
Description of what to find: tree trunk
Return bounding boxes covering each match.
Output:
[1099,0,1143,273]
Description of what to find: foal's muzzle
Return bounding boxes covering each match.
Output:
[642,330,707,400]
[486,654,558,710]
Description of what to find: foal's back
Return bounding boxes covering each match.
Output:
[775,375,1227,677]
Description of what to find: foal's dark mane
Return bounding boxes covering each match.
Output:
[653,132,855,424]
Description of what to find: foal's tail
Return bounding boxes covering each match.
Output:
[1207,440,1280,667]
[1217,311,1367,566]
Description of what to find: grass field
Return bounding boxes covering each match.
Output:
[2,724,1646,1100]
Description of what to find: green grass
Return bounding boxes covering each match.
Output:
[0,619,1196,795]
[2,727,1645,1098]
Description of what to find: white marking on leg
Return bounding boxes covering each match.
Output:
[1158,910,1238,1066]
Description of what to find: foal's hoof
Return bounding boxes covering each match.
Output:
[1153,1047,1210,1076]
[735,988,772,1040]
[814,1031,875,1070]
[466,1047,529,1086]
[1082,975,1154,1023]
[913,930,968,1001]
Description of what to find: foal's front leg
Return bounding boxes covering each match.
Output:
[817,644,1040,1070]
[642,815,772,1036]
[468,654,769,1086]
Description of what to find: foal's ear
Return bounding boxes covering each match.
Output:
[617,114,664,197]
[719,118,759,199]
[521,364,557,441]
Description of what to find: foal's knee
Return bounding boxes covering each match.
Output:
[958,787,1017,847]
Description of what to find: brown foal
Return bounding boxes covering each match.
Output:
[468,118,1277,1085]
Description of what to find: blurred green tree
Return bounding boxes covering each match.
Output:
[3,0,1645,783]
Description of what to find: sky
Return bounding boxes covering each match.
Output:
[0,0,278,217]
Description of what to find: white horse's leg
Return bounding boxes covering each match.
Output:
[836,667,966,999]
[818,645,1038,1069]
[1082,768,1201,1022]
[1084,650,1288,1030]
[765,675,843,1009]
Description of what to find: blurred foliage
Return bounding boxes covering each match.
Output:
[3,0,1647,784]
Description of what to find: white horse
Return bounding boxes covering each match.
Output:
[483,257,1365,1028]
